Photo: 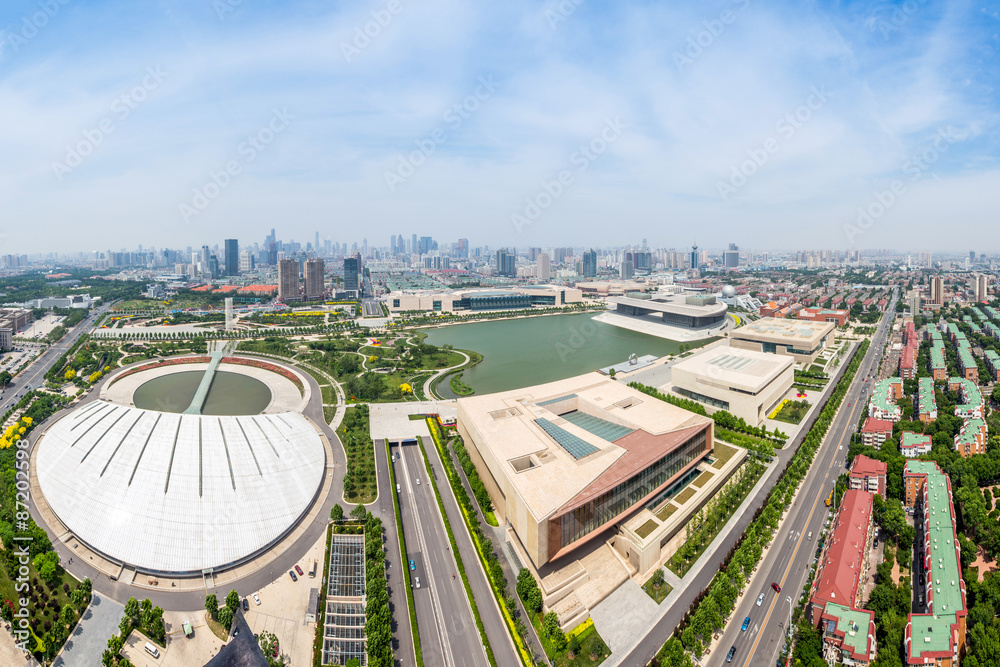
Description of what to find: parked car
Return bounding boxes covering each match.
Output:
[242,597,249,611]
[294,564,304,576]
[289,570,297,582]
[252,593,260,605]
[741,616,750,632]
[771,582,781,593]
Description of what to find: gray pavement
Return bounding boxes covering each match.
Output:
[395,439,488,667]
[52,593,124,667]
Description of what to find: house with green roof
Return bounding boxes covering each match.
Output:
[984,349,1000,382]
[916,377,937,423]
[868,378,902,422]
[903,460,968,666]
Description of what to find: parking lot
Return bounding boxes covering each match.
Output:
[243,529,328,667]
[20,313,66,340]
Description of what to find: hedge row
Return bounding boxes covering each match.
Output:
[414,435,501,667]
[423,419,534,665]
[364,515,393,666]
[384,439,424,666]
[451,434,494,518]
[659,339,869,663]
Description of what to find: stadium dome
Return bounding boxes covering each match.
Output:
[35,399,325,573]
[721,285,737,298]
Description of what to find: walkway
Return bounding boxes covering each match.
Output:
[53,593,124,667]
[182,340,235,414]
[423,350,470,400]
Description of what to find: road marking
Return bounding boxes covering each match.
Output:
[742,338,880,667]
[398,446,457,667]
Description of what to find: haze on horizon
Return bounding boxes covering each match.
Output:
[0,0,997,255]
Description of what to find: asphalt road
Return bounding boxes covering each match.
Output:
[395,440,488,667]
[720,292,898,667]
[617,290,897,667]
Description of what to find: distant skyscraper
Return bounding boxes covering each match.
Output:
[224,239,239,276]
[305,258,325,300]
[457,238,469,258]
[343,257,360,292]
[200,245,211,274]
[620,260,634,279]
[277,258,300,301]
[689,244,699,270]
[973,274,989,302]
[495,248,515,277]
[537,253,551,281]
[582,249,597,278]
[239,250,254,273]
[723,243,739,269]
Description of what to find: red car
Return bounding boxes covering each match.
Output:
[294,564,304,576]
[771,582,781,593]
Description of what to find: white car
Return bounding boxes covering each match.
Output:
[756,593,765,607]
[252,593,260,605]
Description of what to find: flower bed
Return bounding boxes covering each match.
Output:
[221,357,304,390]
[107,356,210,385]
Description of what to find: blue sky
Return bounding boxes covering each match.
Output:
[0,0,997,255]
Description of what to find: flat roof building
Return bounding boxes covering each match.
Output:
[456,373,713,568]
[903,461,967,666]
[669,345,793,426]
[901,432,932,458]
[730,317,835,365]
[916,377,937,423]
[868,378,903,422]
[606,292,728,329]
[797,307,849,327]
[386,285,582,313]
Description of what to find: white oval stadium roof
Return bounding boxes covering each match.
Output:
[36,400,325,573]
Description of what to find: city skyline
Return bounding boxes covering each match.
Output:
[1,1,997,253]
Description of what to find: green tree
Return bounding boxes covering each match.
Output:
[225,589,240,616]
[205,593,218,619]
[218,606,234,631]
[330,503,343,523]
[351,504,368,522]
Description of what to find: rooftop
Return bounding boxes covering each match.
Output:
[731,317,834,345]
[822,602,875,661]
[813,489,873,609]
[901,431,932,450]
[870,378,902,420]
[917,377,936,415]
[850,454,886,478]
[670,345,794,394]
[904,460,966,660]
[457,373,712,521]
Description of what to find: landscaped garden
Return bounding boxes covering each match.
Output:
[771,399,811,425]
[336,405,378,503]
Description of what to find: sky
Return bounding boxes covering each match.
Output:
[0,0,998,255]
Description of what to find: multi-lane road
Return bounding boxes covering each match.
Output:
[393,439,489,667]
[719,291,897,667]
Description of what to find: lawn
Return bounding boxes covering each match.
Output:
[773,399,811,425]
[532,614,609,667]
[711,442,738,467]
[674,487,697,505]
[642,578,673,604]
[635,519,659,539]
[690,470,715,489]
[655,503,679,522]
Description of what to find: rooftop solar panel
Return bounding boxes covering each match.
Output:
[559,410,635,441]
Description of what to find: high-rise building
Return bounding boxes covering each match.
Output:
[537,253,551,280]
[343,257,360,292]
[495,248,516,277]
[457,238,469,258]
[239,250,255,273]
[689,243,699,270]
[929,276,945,306]
[620,260,634,279]
[973,274,989,302]
[723,243,739,268]
[277,258,299,301]
[582,249,597,278]
[224,239,239,276]
[305,258,325,300]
